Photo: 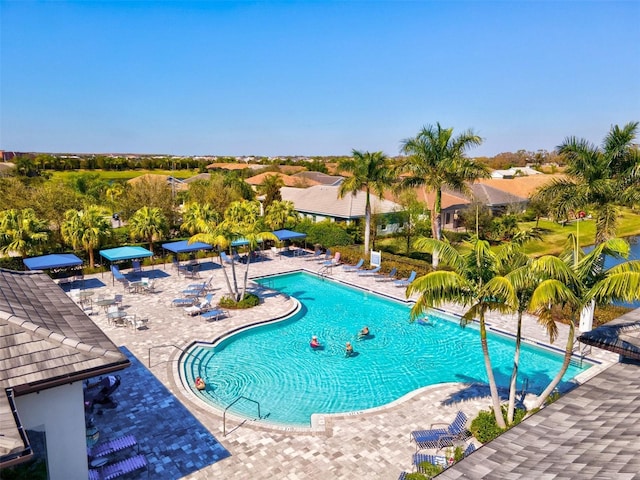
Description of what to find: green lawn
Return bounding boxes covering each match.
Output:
[377,208,640,257]
[49,169,201,182]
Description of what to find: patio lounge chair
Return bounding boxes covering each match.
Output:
[323,251,341,266]
[317,249,331,263]
[374,267,397,282]
[410,411,471,451]
[184,293,214,316]
[131,260,142,276]
[171,297,196,307]
[305,249,322,261]
[201,308,229,321]
[343,259,364,272]
[394,271,417,287]
[413,443,476,472]
[357,265,381,276]
[88,453,148,480]
[87,434,138,459]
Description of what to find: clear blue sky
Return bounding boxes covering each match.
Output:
[1,1,639,157]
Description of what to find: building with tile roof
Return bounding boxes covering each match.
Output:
[291,171,344,186]
[281,185,403,233]
[0,269,130,479]
[245,172,320,188]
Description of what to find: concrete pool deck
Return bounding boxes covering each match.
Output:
[77,252,618,479]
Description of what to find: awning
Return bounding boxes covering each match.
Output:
[99,246,153,262]
[162,240,213,254]
[230,238,264,247]
[23,253,82,270]
[272,229,307,241]
[579,319,640,361]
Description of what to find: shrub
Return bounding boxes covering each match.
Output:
[295,219,353,247]
[470,406,527,444]
[219,293,260,309]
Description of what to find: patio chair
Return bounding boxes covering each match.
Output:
[131,260,142,276]
[394,271,417,288]
[171,297,196,307]
[357,265,381,276]
[323,251,341,267]
[87,434,138,459]
[182,285,205,297]
[413,443,476,473]
[374,267,397,282]
[201,308,229,321]
[184,293,214,316]
[317,249,331,263]
[343,258,365,272]
[88,453,148,480]
[305,249,322,261]
[410,411,471,451]
[221,251,237,265]
[172,257,181,271]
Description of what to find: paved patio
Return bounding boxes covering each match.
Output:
[76,251,617,479]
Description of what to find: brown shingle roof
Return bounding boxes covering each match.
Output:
[245,172,320,188]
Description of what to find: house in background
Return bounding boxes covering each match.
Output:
[490,166,543,178]
[281,185,404,234]
[245,172,320,189]
[291,171,344,186]
[0,269,130,479]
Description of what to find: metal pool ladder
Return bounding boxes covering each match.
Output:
[223,396,261,436]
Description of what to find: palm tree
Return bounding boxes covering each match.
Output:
[264,200,299,231]
[257,174,284,211]
[180,202,219,236]
[0,208,49,257]
[408,235,512,428]
[337,150,395,256]
[400,123,488,267]
[61,206,111,267]
[191,200,277,302]
[128,206,167,254]
[526,236,640,409]
[532,122,639,246]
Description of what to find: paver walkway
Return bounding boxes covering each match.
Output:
[77,251,617,479]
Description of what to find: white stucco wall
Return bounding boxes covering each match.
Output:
[15,382,88,480]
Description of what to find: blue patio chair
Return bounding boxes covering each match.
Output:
[131,259,142,276]
[305,249,322,261]
[411,411,471,451]
[323,251,340,266]
[357,265,381,276]
[171,297,196,307]
[413,443,476,472]
[394,270,417,288]
[88,453,148,480]
[343,258,364,272]
[87,434,138,459]
[374,267,397,282]
[317,249,332,263]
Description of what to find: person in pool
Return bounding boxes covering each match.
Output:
[310,335,321,349]
[345,342,354,357]
[195,377,206,390]
[358,326,370,339]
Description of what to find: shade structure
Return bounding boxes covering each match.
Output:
[579,319,640,361]
[230,238,264,247]
[272,229,307,242]
[23,253,82,270]
[99,246,153,262]
[162,240,213,254]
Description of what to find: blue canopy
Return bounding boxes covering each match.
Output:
[23,253,82,270]
[99,246,153,262]
[162,240,213,254]
[273,229,307,241]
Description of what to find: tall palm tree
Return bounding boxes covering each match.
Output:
[191,200,277,302]
[532,122,639,246]
[408,235,512,428]
[0,208,49,257]
[264,200,299,231]
[400,123,488,267]
[61,206,111,267]
[338,150,395,255]
[128,206,167,254]
[527,237,640,409]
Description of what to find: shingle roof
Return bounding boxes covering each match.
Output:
[281,185,401,219]
[245,172,319,187]
[468,183,528,207]
[0,269,129,464]
[292,171,344,186]
[439,308,640,479]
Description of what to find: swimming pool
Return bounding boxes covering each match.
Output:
[181,271,590,426]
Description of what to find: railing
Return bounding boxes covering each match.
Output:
[223,396,261,436]
[571,339,590,368]
[520,376,529,399]
[318,264,333,277]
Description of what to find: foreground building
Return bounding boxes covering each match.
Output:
[0,269,130,479]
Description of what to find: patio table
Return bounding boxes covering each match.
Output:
[95,299,117,312]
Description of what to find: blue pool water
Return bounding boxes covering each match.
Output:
[181,272,589,426]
